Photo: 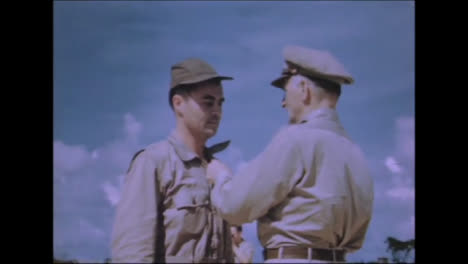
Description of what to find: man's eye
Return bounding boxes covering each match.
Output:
[205,102,214,107]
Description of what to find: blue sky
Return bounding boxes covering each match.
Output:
[53,1,414,262]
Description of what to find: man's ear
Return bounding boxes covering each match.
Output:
[173,94,185,117]
[300,79,307,93]
[301,80,311,105]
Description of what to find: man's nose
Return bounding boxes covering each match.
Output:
[211,110,221,119]
[213,103,222,114]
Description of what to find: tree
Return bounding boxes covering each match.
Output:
[385,236,415,263]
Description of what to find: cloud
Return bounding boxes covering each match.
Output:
[348,116,414,261]
[357,116,414,260]
[54,141,91,173]
[385,156,402,174]
[54,113,144,260]
[102,179,123,207]
[124,112,142,140]
[386,186,415,201]
[384,116,414,198]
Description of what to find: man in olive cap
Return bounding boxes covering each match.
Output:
[111,58,234,263]
[207,45,374,263]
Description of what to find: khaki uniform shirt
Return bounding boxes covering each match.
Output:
[211,108,374,253]
[111,131,234,263]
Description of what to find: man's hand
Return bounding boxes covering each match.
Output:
[206,159,232,185]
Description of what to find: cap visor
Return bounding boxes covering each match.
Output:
[271,75,290,89]
[216,75,234,81]
[175,74,233,88]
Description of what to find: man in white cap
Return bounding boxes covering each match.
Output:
[206,45,374,263]
[111,58,234,263]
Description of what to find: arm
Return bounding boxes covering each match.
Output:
[110,150,161,263]
[209,127,305,225]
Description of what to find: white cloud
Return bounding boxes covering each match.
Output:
[101,174,125,207]
[102,180,121,207]
[54,113,145,260]
[54,114,143,185]
[384,116,414,176]
[386,186,414,201]
[358,115,415,262]
[348,117,415,261]
[91,113,145,171]
[54,141,91,173]
[124,112,143,140]
[384,116,415,201]
[385,156,402,174]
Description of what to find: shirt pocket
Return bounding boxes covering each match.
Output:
[173,182,211,235]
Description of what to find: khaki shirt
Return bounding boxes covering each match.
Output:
[211,107,374,253]
[111,131,234,263]
[233,240,255,263]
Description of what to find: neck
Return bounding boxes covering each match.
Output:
[175,121,207,159]
[300,98,336,119]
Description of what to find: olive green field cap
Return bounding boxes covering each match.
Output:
[170,58,233,89]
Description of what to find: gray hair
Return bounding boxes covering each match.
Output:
[291,75,341,98]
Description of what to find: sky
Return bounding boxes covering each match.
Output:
[53,1,415,262]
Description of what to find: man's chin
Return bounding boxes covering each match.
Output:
[203,127,217,138]
[288,117,298,124]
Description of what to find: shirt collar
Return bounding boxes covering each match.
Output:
[299,107,340,124]
[168,130,230,162]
